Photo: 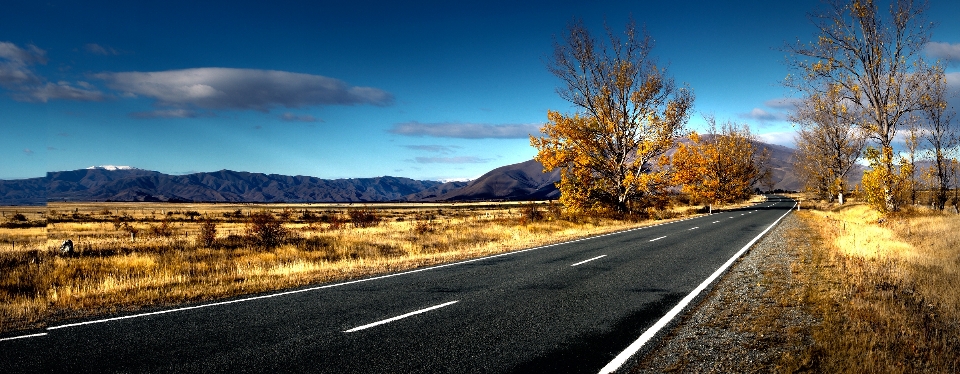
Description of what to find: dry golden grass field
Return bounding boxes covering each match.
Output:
[780,199,960,372]
[2,199,757,335]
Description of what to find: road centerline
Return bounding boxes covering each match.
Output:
[343,300,460,333]
[571,255,607,267]
[649,236,667,242]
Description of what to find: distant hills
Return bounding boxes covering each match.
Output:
[1,139,810,205]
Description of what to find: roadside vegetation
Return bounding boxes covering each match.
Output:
[0,199,761,334]
[777,199,960,372]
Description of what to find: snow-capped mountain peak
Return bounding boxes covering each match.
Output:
[86,165,139,171]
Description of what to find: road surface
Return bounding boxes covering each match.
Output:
[1,196,796,373]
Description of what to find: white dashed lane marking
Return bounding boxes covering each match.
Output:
[343,301,459,333]
[571,255,607,267]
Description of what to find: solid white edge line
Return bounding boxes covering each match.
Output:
[571,255,607,267]
[47,213,713,331]
[343,300,459,333]
[0,332,48,342]
[597,201,797,374]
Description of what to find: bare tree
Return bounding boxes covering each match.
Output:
[903,120,921,205]
[919,65,958,211]
[786,0,936,211]
[791,85,866,203]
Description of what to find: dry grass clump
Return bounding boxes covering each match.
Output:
[1,200,713,334]
[785,202,960,372]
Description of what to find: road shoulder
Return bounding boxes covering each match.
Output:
[630,213,816,373]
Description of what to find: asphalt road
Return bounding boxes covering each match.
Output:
[1,196,796,373]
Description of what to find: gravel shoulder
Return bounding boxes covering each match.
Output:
[630,213,817,373]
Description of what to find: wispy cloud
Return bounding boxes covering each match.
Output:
[389,122,540,139]
[279,112,320,122]
[96,68,394,114]
[763,98,800,110]
[403,145,462,154]
[925,42,960,65]
[46,146,57,151]
[0,41,104,102]
[412,156,492,164]
[17,81,105,102]
[739,108,789,122]
[22,148,34,156]
[130,109,211,119]
[84,43,119,56]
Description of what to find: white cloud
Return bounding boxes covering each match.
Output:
[739,107,789,122]
[0,42,46,65]
[0,41,104,102]
[756,130,798,147]
[0,41,45,86]
[925,42,960,65]
[96,68,393,112]
[279,112,320,122]
[389,122,540,139]
[412,156,492,164]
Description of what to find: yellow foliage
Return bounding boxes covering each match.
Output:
[671,120,767,204]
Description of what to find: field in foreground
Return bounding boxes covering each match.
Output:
[1,200,749,335]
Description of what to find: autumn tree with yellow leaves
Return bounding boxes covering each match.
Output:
[785,0,940,212]
[671,118,770,205]
[530,19,694,214]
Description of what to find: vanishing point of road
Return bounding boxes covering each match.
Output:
[1,196,796,373]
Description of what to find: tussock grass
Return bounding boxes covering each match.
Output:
[786,202,960,372]
[0,200,719,334]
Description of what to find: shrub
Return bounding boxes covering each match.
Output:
[246,212,287,249]
[299,210,318,222]
[278,209,293,221]
[224,209,244,219]
[151,219,174,238]
[349,210,381,228]
[197,219,217,247]
[413,212,437,235]
[9,213,27,222]
[522,204,545,222]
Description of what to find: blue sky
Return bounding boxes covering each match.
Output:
[2,0,959,180]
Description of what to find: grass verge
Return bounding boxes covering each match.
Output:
[783,202,960,372]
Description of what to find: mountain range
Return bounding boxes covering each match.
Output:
[1,139,807,205]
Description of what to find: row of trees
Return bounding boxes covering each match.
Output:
[533,0,955,215]
[788,0,957,213]
[530,20,768,215]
